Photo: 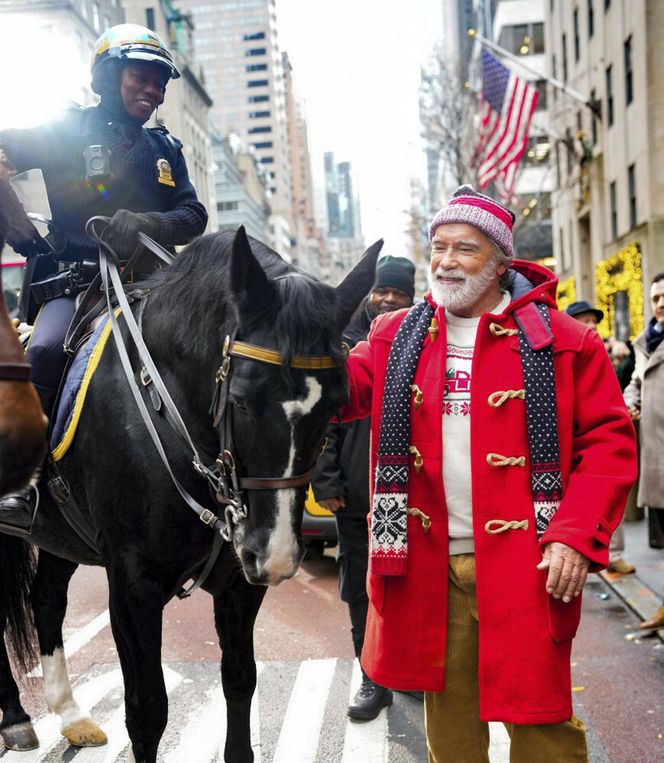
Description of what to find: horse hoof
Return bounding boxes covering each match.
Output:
[1,720,39,751]
[62,718,108,747]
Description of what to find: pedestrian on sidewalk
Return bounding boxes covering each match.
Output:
[624,272,664,630]
[564,301,636,575]
[341,185,637,761]
[313,255,415,721]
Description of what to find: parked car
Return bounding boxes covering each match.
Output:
[302,486,337,559]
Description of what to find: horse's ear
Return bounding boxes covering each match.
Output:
[229,225,271,313]
[334,239,383,331]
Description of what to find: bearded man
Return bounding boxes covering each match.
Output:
[340,186,637,762]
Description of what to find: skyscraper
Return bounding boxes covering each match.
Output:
[177,0,293,245]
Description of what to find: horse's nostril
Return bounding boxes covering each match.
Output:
[241,548,258,571]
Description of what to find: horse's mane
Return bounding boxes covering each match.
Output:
[143,230,345,365]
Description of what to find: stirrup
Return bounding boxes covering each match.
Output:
[0,486,39,537]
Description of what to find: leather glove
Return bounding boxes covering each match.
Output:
[106,209,159,258]
[6,219,44,257]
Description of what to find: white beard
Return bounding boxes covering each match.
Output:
[428,262,499,314]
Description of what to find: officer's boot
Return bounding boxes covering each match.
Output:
[347,666,393,721]
[0,486,38,536]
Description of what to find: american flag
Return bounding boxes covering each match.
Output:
[475,49,539,199]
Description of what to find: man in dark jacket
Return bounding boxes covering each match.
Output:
[313,255,415,720]
[0,24,207,534]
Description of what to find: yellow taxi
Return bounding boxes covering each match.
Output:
[302,486,337,558]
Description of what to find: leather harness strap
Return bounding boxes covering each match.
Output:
[230,341,339,370]
[0,361,31,381]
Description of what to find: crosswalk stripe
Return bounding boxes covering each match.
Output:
[1,668,123,762]
[341,661,389,762]
[73,665,182,762]
[271,658,337,763]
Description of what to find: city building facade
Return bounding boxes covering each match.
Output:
[546,0,664,340]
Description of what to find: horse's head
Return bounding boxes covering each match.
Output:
[215,227,380,585]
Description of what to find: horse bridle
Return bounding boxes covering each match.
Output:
[209,332,340,496]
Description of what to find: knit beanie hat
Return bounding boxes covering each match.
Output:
[373,255,416,299]
[428,184,516,260]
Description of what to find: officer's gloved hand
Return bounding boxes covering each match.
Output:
[106,209,159,259]
[6,220,44,257]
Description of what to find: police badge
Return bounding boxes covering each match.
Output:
[156,158,175,187]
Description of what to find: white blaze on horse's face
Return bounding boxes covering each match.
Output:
[261,376,322,584]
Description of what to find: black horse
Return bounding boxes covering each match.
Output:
[0,226,379,762]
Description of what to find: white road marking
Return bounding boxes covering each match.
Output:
[74,666,182,762]
[162,662,265,763]
[272,658,336,763]
[341,661,389,762]
[1,669,123,762]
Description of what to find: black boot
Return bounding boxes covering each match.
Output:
[348,672,393,721]
[0,487,38,535]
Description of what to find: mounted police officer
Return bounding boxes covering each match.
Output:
[0,24,208,533]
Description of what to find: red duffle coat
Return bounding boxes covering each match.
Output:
[342,260,637,724]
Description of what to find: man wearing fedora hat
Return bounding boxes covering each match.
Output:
[565,301,636,575]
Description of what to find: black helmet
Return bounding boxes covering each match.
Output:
[91,23,180,95]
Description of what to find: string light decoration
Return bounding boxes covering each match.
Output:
[556,276,577,313]
[595,242,643,340]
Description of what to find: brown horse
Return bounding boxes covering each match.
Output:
[0,171,47,495]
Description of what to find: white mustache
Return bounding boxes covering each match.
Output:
[433,270,466,281]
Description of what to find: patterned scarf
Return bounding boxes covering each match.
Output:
[371,299,560,576]
[371,300,434,575]
[514,304,562,538]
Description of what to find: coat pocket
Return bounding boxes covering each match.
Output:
[367,573,386,614]
[547,593,582,641]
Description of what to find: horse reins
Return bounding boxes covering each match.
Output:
[86,218,341,594]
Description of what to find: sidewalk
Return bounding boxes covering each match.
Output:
[599,515,664,630]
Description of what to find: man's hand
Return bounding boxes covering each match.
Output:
[318,496,346,514]
[537,542,590,603]
[106,209,159,258]
[628,407,641,421]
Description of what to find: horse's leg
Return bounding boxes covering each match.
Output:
[107,558,167,763]
[212,577,267,763]
[31,551,107,747]
[0,611,39,750]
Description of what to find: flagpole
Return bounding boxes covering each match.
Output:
[468,28,602,119]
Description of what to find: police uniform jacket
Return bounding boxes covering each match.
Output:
[0,103,208,261]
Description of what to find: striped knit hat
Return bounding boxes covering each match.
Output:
[428,184,516,259]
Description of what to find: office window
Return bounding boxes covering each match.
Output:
[260,157,274,164]
[145,7,155,30]
[562,33,568,82]
[247,79,268,88]
[217,201,239,211]
[252,141,273,149]
[628,164,637,228]
[246,63,267,72]
[243,32,265,41]
[249,110,270,118]
[248,126,272,134]
[574,9,580,61]
[605,0,611,9]
[497,23,545,55]
[610,181,617,239]
[552,55,557,101]
[246,47,267,56]
[534,80,548,110]
[588,0,594,37]
[606,65,614,126]
[590,88,598,144]
[624,36,633,105]
[248,95,269,103]
[565,127,574,174]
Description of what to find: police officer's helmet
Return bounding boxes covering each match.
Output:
[91,24,180,95]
